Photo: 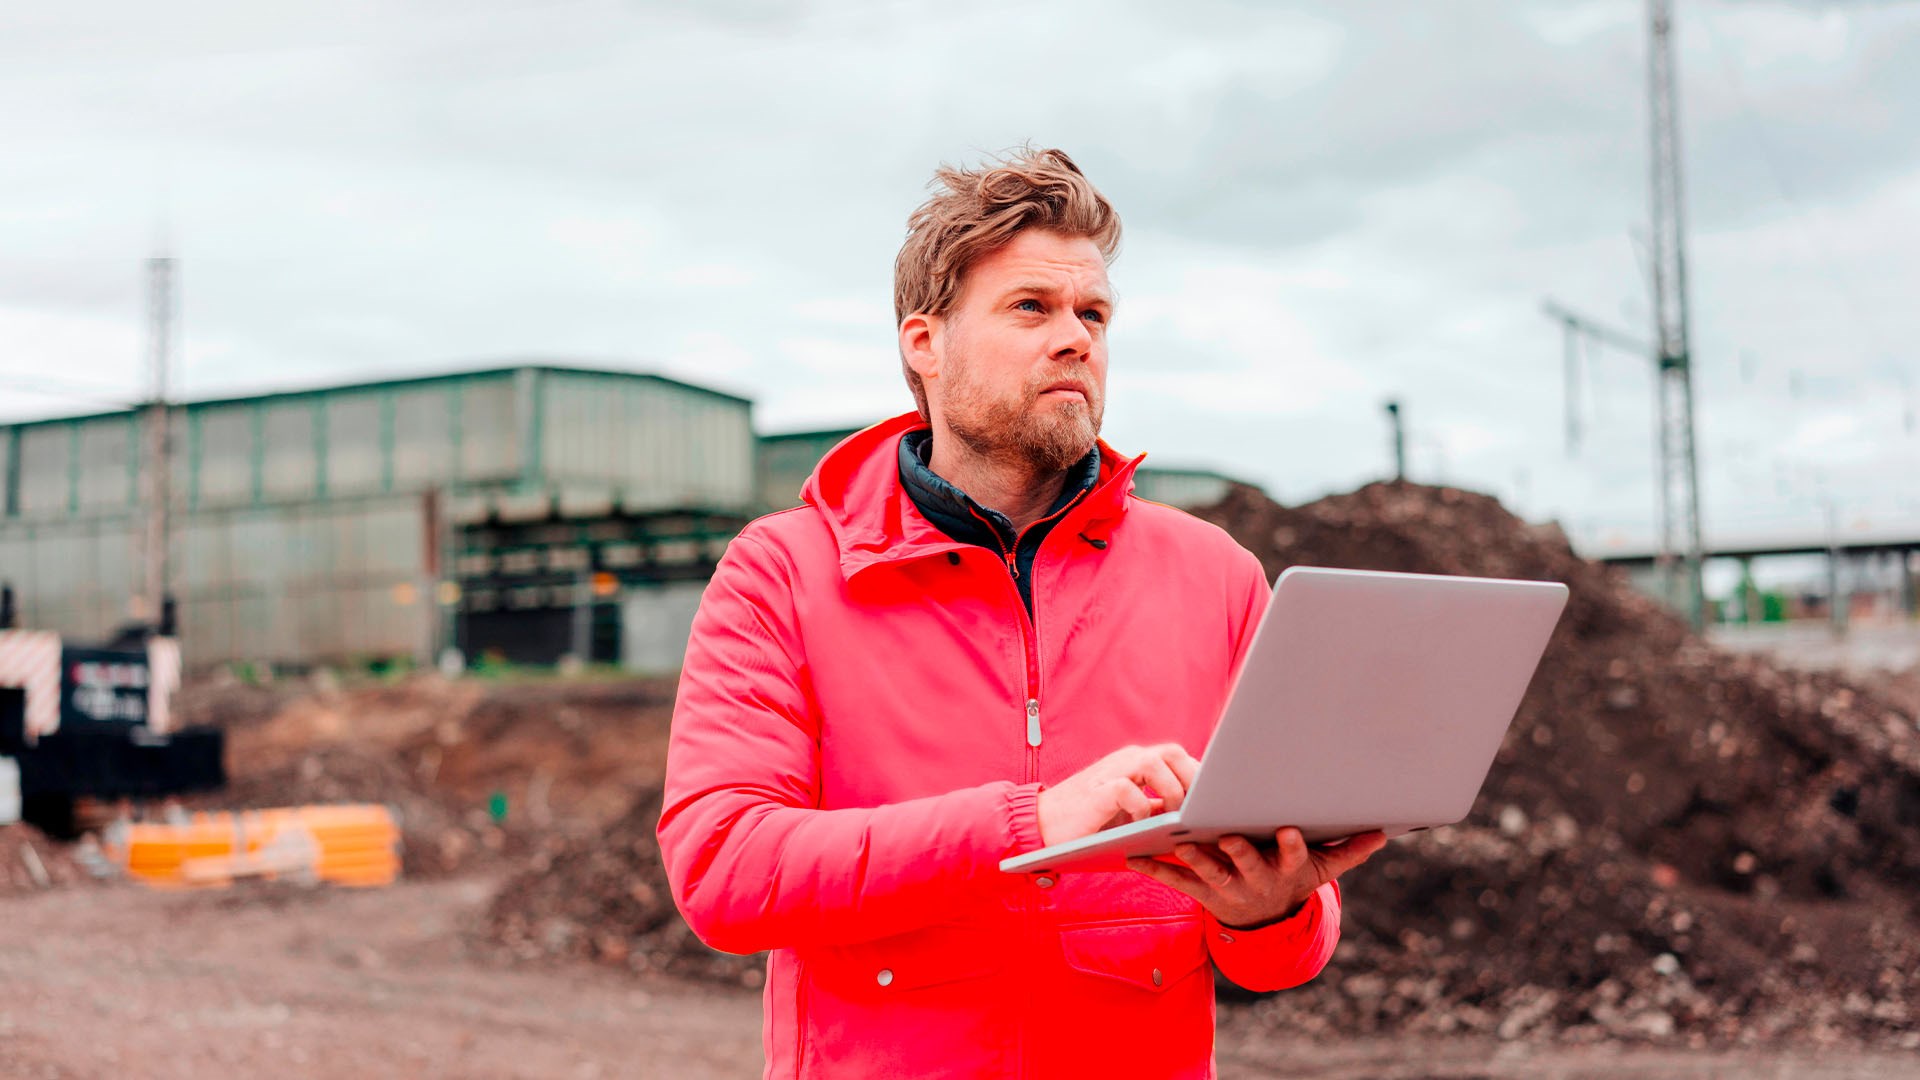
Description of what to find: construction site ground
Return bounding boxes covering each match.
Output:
[5,872,1916,1080]
[7,481,1920,1077]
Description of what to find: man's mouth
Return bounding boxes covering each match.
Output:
[1039,382,1088,402]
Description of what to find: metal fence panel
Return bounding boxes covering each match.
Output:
[17,425,70,517]
[391,387,455,490]
[541,373,754,511]
[76,417,135,513]
[1131,471,1234,510]
[362,499,424,577]
[228,506,289,585]
[261,401,317,500]
[460,377,519,481]
[328,503,369,578]
[31,519,90,600]
[0,527,30,591]
[325,393,383,496]
[195,405,254,506]
[176,514,231,591]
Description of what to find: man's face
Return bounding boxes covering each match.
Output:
[932,229,1112,473]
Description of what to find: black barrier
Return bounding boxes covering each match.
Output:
[14,726,225,800]
[0,685,24,753]
[59,647,152,733]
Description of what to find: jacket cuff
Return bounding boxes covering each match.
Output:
[1004,782,1046,857]
[1204,881,1341,993]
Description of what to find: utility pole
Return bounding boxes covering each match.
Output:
[140,256,175,626]
[1384,400,1406,482]
[1647,0,1707,630]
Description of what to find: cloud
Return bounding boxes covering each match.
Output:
[0,0,1916,543]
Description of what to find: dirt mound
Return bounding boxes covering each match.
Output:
[176,674,682,877]
[481,788,762,986]
[191,674,676,832]
[1,823,94,896]
[389,679,678,829]
[1193,481,1920,1046]
[199,742,504,877]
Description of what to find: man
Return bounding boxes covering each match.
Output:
[659,147,1385,1078]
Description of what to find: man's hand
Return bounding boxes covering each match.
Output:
[1037,743,1200,846]
[1127,828,1387,929]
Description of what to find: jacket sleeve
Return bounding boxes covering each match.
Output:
[1202,547,1344,991]
[1205,882,1342,991]
[657,530,1046,956]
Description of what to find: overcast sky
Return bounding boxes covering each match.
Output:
[2,0,1916,557]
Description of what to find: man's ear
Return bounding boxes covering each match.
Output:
[899,312,941,383]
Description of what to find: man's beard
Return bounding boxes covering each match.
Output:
[942,353,1103,475]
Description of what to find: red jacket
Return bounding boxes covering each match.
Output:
[659,413,1341,1078]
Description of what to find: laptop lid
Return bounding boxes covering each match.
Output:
[1175,566,1568,835]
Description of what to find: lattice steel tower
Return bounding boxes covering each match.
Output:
[1647,0,1707,630]
[141,255,175,625]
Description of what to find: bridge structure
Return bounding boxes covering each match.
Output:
[1571,509,1920,625]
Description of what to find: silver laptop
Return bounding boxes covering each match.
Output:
[1000,566,1569,875]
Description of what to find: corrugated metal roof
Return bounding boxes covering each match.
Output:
[1,362,754,431]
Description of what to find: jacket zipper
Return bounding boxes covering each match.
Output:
[959,488,1087,1080]
[959,490,1087,771]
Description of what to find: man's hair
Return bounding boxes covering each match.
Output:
[893,147,1122,419]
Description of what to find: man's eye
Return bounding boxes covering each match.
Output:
[1081,310,1106,324]
[1015,299,1043,313]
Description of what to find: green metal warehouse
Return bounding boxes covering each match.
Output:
[1,364,757,671]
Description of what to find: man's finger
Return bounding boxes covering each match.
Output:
[1274,827,1310,873]
[1127,856,1208,900]
[1313,830,1389,878]
[1159,745,1200,792]
[1133,755,1187,811]
[1176,843,1234,888]
[1217,834,1270,880]
[1108,777,1156,823]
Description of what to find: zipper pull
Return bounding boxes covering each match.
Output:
[1005,551,1019,579]
[1025,699,1041,747]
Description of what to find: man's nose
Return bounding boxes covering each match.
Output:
[1049,311,1092,360]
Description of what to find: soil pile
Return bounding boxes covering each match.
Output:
[207,742,503,877]
[1192,481,1920,1047]
[388,679,677,829]
[482,787,763,987]
[183,675,680,876]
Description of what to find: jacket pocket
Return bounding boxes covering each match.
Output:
[1058,916,1208,993]
[801,922,1005,997]
[798,924,1014,1077]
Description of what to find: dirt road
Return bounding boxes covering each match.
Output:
[4,876,1914,1079]
[0,877,760,1080]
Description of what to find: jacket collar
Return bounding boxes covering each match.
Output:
[897,429,1100,551]
[800,412,1144,582]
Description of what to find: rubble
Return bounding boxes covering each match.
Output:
[201,743,501,877]
[0,822,92,895]
[1192,481,1920,1045]
[188,675,680,877]
[481,788,763,987]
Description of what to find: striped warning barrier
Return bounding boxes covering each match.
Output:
[110,804,401,889]
[0,630,62,741]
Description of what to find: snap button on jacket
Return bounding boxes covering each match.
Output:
[659,413,1342,1079]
